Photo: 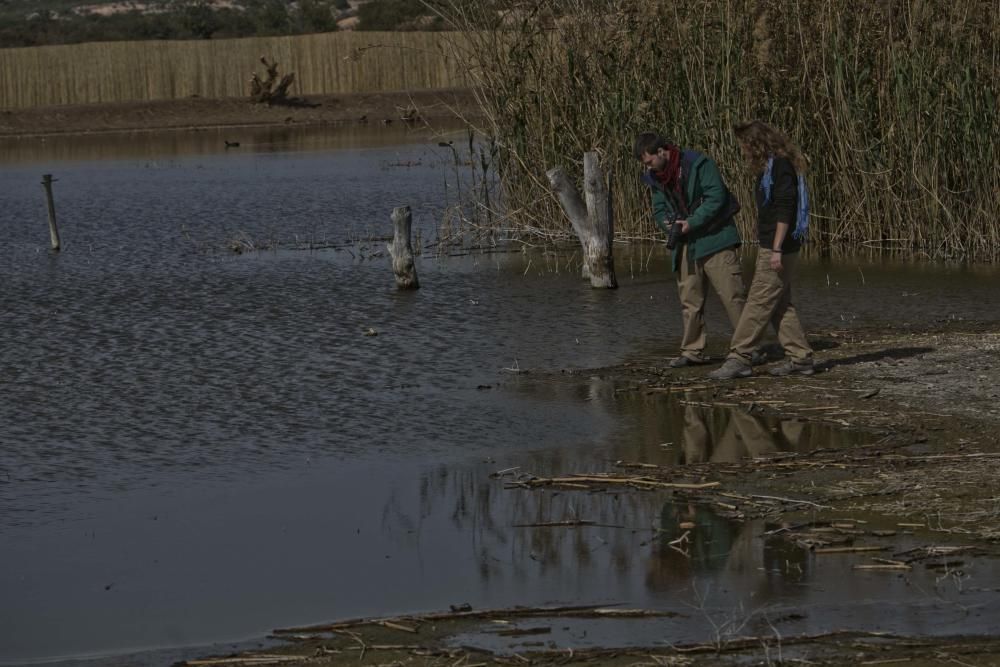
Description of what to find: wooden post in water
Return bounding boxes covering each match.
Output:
[583,153,617,288]
[388,205,420,289]
[546,152,617,288]
[41,174,61,252]
[546,165,592,280]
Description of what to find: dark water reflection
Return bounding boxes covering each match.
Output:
[533,378,870,466]
[3,129,1000,664]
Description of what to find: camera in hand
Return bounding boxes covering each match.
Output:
[665,221,683,250]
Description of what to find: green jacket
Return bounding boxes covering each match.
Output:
[642,150,741,272]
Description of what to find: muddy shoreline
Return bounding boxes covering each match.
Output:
[183,322,1000,667]
[0,89,479,138]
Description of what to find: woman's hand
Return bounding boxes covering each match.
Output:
[769,250,783,271]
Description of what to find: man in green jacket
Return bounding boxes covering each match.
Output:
[635,132,746,367]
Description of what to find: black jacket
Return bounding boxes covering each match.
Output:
[754,157,801,254]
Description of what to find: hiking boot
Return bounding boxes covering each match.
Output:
[669,355,708,369]
[768,359,816,376]
[708,358,752,380]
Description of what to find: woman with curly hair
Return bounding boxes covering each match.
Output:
[709,121,814,380]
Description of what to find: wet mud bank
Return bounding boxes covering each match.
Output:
[185,617,1000,667]
[185,323,1000,667]
[0,89,479,138]
[585,323,1000,574]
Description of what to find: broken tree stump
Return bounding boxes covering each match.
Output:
[249,56,297,105]
[547,166,589,279]
[546,152,617,288]
[388,206,419,289]
[41,174,60,251]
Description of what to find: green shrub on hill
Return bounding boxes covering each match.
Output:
[356,0,443,31]
[0,0,343,47]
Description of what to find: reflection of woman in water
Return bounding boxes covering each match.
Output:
[715,409,780,462]
[680,405,711,464]
[681,404,780,463]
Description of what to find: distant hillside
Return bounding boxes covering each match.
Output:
[0,0,442,48]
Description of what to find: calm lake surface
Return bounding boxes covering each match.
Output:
[2,126,1000,665]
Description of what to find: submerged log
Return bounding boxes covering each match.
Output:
[546,152,617,288]
[387,206,420,289]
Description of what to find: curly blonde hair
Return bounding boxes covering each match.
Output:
[733,120,807,174]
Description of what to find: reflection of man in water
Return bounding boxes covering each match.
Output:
[681,405,779,463]
[651,407,815,604]
[647,501,813,602]
[646,502,740,590]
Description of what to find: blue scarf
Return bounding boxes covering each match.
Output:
[762,157,810,242]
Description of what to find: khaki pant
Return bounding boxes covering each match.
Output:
[681,405,710,464]
[712,409,779,463]
[728,249,812,363]
[681,404,778,464]
[676,245,746,361]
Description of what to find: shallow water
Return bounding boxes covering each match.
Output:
[2,126,1000,665]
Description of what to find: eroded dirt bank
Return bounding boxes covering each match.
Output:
[184,324,1000,667]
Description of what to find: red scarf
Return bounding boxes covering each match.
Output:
[653,145,686,214]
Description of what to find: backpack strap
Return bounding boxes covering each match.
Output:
[793,174,809,242]
[761,157,775,205]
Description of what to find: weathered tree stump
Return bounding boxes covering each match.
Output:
[546,152,617,289]
[41,174,60,252]
[388,206,420,289]
[249,56,297,105]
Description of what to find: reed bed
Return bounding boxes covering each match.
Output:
[436,0,1000,260]
[0,31,468,108]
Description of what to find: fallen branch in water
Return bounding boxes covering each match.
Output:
[272,603,680,636]
[186,656,303,666]
[505,474,720,491]
[814,545,887,554]
[854,557,911,570]
[511,519,628,528]
[745,493,834,509]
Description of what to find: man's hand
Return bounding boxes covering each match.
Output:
[769,250,783,271]
[678,219,690,234]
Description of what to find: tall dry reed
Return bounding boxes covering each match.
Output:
[0,31,468,108]
[434,0,1000,260]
